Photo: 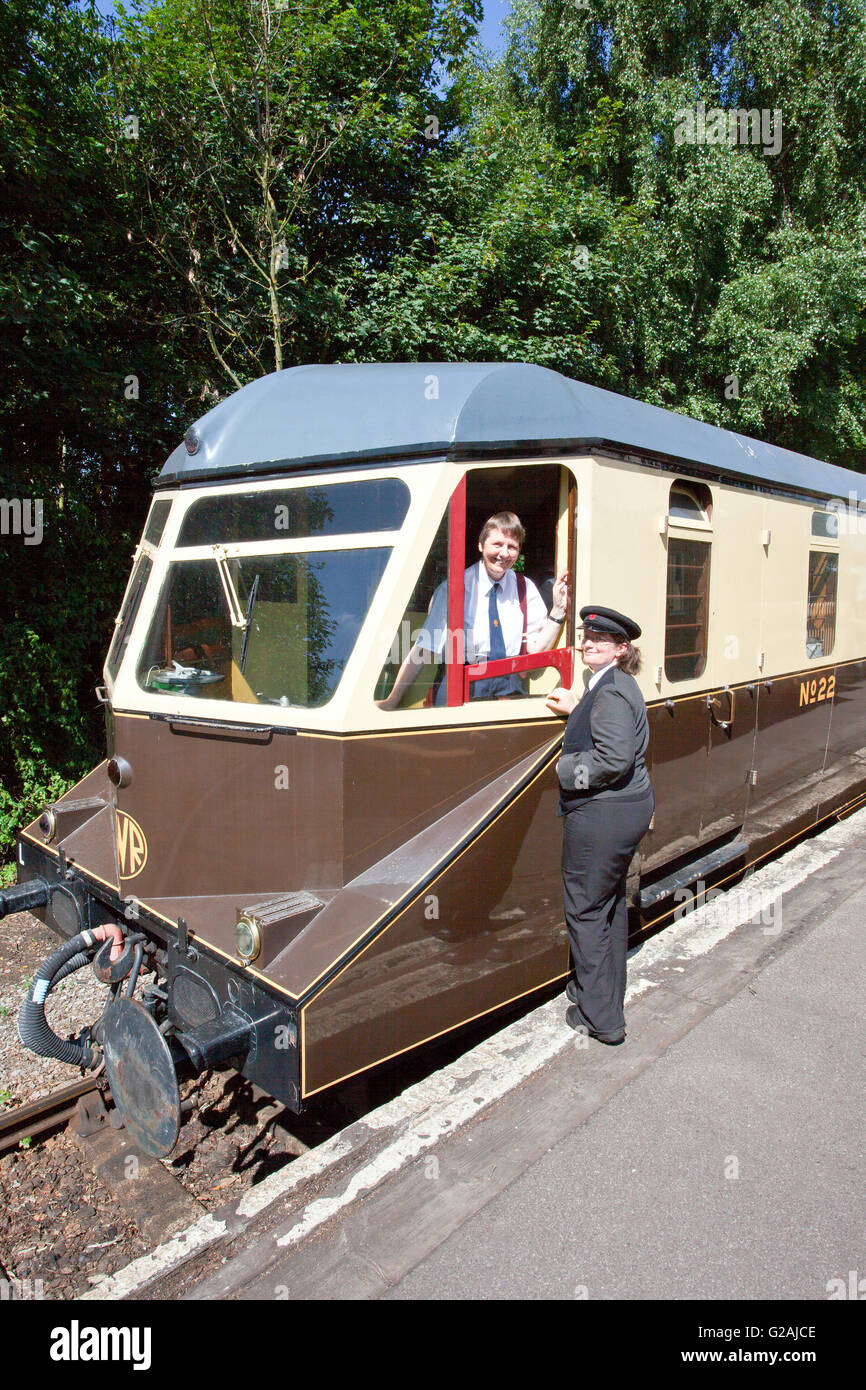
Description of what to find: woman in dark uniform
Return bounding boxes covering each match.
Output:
[546,606,653,1044]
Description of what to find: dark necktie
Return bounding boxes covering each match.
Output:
[488,582,507,661]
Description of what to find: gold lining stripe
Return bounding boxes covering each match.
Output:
[646,661,844,708]
[120,900,301,998]
[18,831,300,999]
[109,656,865,734]
[41,759,110,797]
[19,832,119,896]
[301,966,571,1098]
[26,659,866,1027]
[22,733,560,1010]
[112,710,562,739]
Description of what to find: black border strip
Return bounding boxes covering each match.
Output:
[156,435,861,507]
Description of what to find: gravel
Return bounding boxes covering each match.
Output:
[0,1129,148,1299]
[0,909,347,1299]
[0,910,110,1107]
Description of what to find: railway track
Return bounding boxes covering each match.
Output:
[0,1076,104,1156]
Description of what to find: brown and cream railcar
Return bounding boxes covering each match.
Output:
[8,363,865,1154]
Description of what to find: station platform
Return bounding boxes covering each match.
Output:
[95,809,865,1322]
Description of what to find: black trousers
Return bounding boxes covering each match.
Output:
[561,790,654,1041]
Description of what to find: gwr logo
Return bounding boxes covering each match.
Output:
[116,811,148,879]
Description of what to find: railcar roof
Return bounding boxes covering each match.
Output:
[158,362,865,501]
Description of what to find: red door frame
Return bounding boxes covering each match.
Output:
[445,472,574,705]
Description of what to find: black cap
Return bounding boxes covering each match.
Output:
[579,605,642,641]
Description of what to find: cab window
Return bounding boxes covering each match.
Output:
[376,464,574,710]
[137,547,391,708]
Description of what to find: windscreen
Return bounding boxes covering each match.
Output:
[106,553,153,684]
[176,479,409,546]
[136,548,391,708]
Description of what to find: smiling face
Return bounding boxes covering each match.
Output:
[580,627,628,672]
[478,527,520,582]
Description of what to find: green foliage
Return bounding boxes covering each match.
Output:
[107,0,482,381]
[1,0,866,875]
[346,0,866,467]
[0,0,213,866]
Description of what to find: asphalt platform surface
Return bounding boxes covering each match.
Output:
[383,870,862,1302]
[177,811,864,1305]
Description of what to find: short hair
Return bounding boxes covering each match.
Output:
[478,511,525,548]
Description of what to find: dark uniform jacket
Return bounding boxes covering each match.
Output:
[557,665,651,815]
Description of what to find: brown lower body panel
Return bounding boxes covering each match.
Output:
[301,766,569,1096]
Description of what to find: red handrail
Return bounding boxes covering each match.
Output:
[463,646,574,701]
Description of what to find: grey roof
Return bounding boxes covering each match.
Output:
[158,362,865,502]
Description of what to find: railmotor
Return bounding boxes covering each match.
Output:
[9,363,866,1154]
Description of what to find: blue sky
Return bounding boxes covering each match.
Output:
[478,0,512,55]
[90,0,513,54]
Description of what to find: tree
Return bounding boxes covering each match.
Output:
[350,0,866,468]
[107,0,482,385]
[0,0,193,865]
[0,0,483,868]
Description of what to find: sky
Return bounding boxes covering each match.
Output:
[89,0,514,55]
[478,0,512,55]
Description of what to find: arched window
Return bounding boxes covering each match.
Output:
[668,484,710,523]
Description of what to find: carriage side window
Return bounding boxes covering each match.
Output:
[376,465,573,711]
[664,539,711,681]
[806,551,837,658]
[668,487,709,522]
[460,464,572,703]
[664,482,712,683]
[811,511,839,540]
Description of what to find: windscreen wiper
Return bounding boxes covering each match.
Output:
[240,573,260,674]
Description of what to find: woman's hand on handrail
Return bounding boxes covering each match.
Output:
[546,685,577,717]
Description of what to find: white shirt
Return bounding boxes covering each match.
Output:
[587,658,619,691]
[418,562,548,661]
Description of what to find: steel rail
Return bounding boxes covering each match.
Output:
[0,1076,102,1156]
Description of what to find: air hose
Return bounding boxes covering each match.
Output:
[17,927,116,1069]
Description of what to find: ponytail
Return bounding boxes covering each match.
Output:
[617,642,642,676]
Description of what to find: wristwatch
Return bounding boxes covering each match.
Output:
[549,609,566,623]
